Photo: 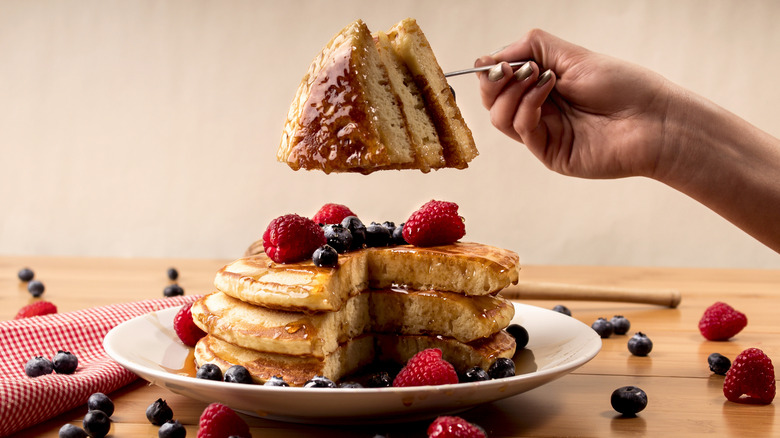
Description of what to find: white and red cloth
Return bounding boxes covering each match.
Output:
[0,296,198,437]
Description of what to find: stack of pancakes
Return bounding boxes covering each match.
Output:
[277,18,478,174]
[191,242,521,386]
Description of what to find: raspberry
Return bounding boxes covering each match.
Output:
[402,200,465,247]
[723,347,775,404]
[173,303,206,347]
[393,348,458,387]
[312,203,356,225]
[15,301,57,319]
[197,403,251,438]
[263,214,326,263]
[427,416,487,438]
[698,302,747,341]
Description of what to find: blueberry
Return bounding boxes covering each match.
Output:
[365,222,391,247]
[87,393,114,417]
[391,223,407,245]
[505,324,529,349]
[167,267,179,281]
[381,221,396,237]
[58,424,87,438]
[146,398,174,425]
[18,267,35,282]
[53,350,79,374]
[627,332,653,356]
[82,410,111,438]
[303,375,337,388]
[461,366,491,382]
[323,224,353,253]
[224,365,253,384]
[25,356,53,377]
[263,376,289,387]
[367,371,392,388]
[610,386,648,416]
[552,304,571,316]
[163,284,184,297]
[708,353,731,375]
[591,318,614,338]
[196,363,223,381]
[339,381,364,388]
[158,420,186,438]
[610,315,631,335]
[488,358,516,379]
[28,280,45,297]
[312,245,339,268]
[341,216,366,250]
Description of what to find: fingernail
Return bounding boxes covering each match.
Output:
[536,69,553,87]
[513,62,534,82]
[488,64,505,82]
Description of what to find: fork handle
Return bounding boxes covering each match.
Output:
[500,280,682,308]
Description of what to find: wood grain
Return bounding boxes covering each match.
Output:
[2,256,779,437]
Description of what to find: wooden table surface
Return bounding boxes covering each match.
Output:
[2,255,779,437]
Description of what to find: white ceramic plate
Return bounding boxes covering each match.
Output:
[104,303,601,424]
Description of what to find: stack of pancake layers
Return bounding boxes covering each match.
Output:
[191,242,521,386]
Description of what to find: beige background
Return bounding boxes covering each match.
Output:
[1,0,778,268]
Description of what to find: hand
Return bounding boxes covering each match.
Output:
[476,29,674,179]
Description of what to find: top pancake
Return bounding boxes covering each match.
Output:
[215,241,520,312]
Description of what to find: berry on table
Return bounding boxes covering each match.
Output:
[506,324,529,349]
[393,348,459,387]
[15,300,57,319]
[164,284,184,297]
[341,216,367,250]
[698,301,747,341]
[53,350,79,374]
[461,366,491,383]
[723,347,775,404]
[610,315,631,335]
[591,317,614,338]
[146,398,174,425]
[312,203,356,225]
[627,332,653,356]
[312,245,339,267]
[402,200,466,247]
[427,416,487,438]
[25,356,53,377]
[58,423,88,438]
[82,410,111,438]
[610,386,648,416]
[28,280,45,297]
[18,267,35,282]
[263,213,326,264]
[196,363,223,381]
[488,357,516,379]
[322,224,353,253]
[552,304,571,316]
[224,365,254,384]
[173,303,206,347]
[87,393,114,417]
[167,267,179,281]
[263,376,289,387]
[303,375,337,388]
[197,402,250,438]
[158,420,186,438]
[708,353,731,375]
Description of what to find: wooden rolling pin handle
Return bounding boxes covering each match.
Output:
[500,280,682,308]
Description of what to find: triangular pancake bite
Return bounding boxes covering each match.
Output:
[278,18,478,174]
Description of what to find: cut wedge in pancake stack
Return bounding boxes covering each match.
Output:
[278,18,478,174]
[192,242,520,386]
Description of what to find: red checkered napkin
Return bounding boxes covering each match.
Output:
[0,296,199,437]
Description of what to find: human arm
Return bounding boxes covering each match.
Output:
[476,29,780,252]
